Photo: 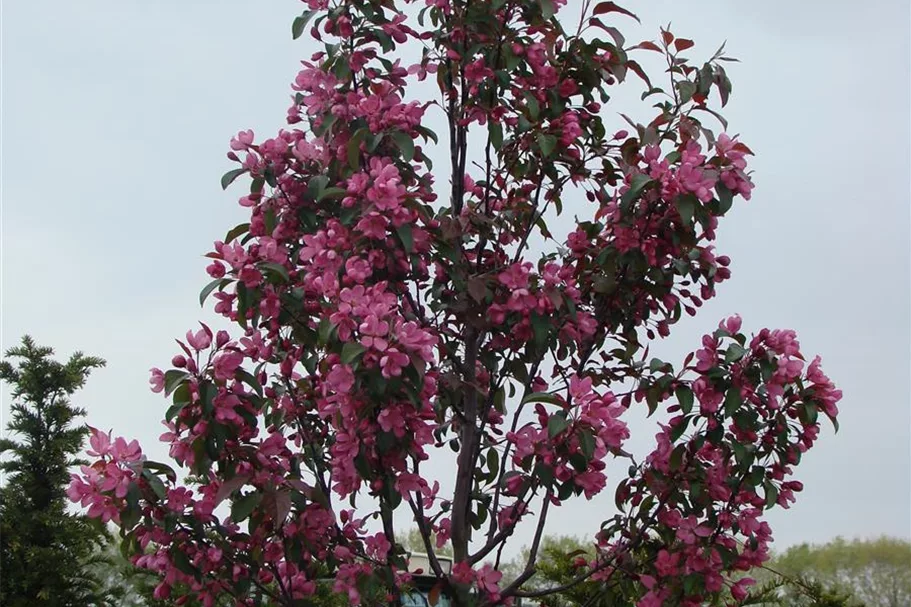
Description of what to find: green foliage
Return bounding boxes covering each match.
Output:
[401,526,454,558]
[502,535,910,607]
[0,336,117,606]
[740,575,864,607]
[756,537,911,607]
[502,535,618,607]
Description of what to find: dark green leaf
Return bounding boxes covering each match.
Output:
[308,175,329,201]
[317,317,335,347]
[621,173,652,207]
[143,461,177,483]
[723,387,742,416]
[171,547,197,576]
[763,480,779,509]
[670,415,691,442]
[676,385,694,415]
[199,278,229,307]
[525,94,540,120]
[537,133,557,157]
[547,414,569,438]
[250,176,265,195]
[221,168,246,190]
[669,443,686,471]
[141,469,167,500]
[579,429,596,460]
[489,121,504,150]
[164,370,188,397]
[486,448,500,483]
[320,187,347,199]
[677,81,696,104]
[120,483,142,528]
[392,131,415,162]
[676,195,697,227]
[715,182,734,214]
[725,343,747,363]
[261,262,290,283]
[231,490,262,522]
[200,380,218,413]
[535,463,555,488]
[531,313,550,349]
[292,10,316,40]
[341,342,366,364]
[348,127,369,169]
[540,0,556,20]
[235,369,262,397]
[224,222,250,243]
[798,401,818,425]
[396,223,414,253]
[521,392,563,406]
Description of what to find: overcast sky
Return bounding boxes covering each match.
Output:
[3,0,909,558]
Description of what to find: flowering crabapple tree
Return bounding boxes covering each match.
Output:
[69,1,842,606]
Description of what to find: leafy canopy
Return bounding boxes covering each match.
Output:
[69,2,842,606]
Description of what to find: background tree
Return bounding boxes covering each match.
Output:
[402,527,454,559]
[502,534,885,607]
[500,535,607,607]
[0,336,118,606]
[70,1,843,606]
[758,537,911,607]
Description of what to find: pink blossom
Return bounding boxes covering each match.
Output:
[394,472,423,495]
[345,257,372,283]
[111,436,143,463]
[464,58,493,84]
[498,262,532,290]
[86,427,112,457]
[149,368,165,393]
[395,320,437,362]
[355,212,389,239]
[379,348,410,378]
[365,532,392,560]
[574,470,607,499]
[654,549,680,577]
[166,487,194,512]
[695,335,717,371]
[326,364,355,394]
[721,314,742,334]
[229,129,254,151]
[476,564,503,599]
[359,314,390,351]
[558,78,579,98]
[450,561,475,586]
[638,590,664,607]
[377,405,407,437]
[186,326,213,351]
[213,350,244,381]
[366,159,406,211]
[731,578,755,601]
[675,515,713,545]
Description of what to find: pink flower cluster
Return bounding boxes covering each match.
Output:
[67,2,836,605]
[621,317,841,605]
[506,375,629,501]
[67,428,143,523]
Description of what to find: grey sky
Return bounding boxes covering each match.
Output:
[3,0,909,559]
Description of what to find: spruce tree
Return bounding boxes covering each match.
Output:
[0,336,117,606]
